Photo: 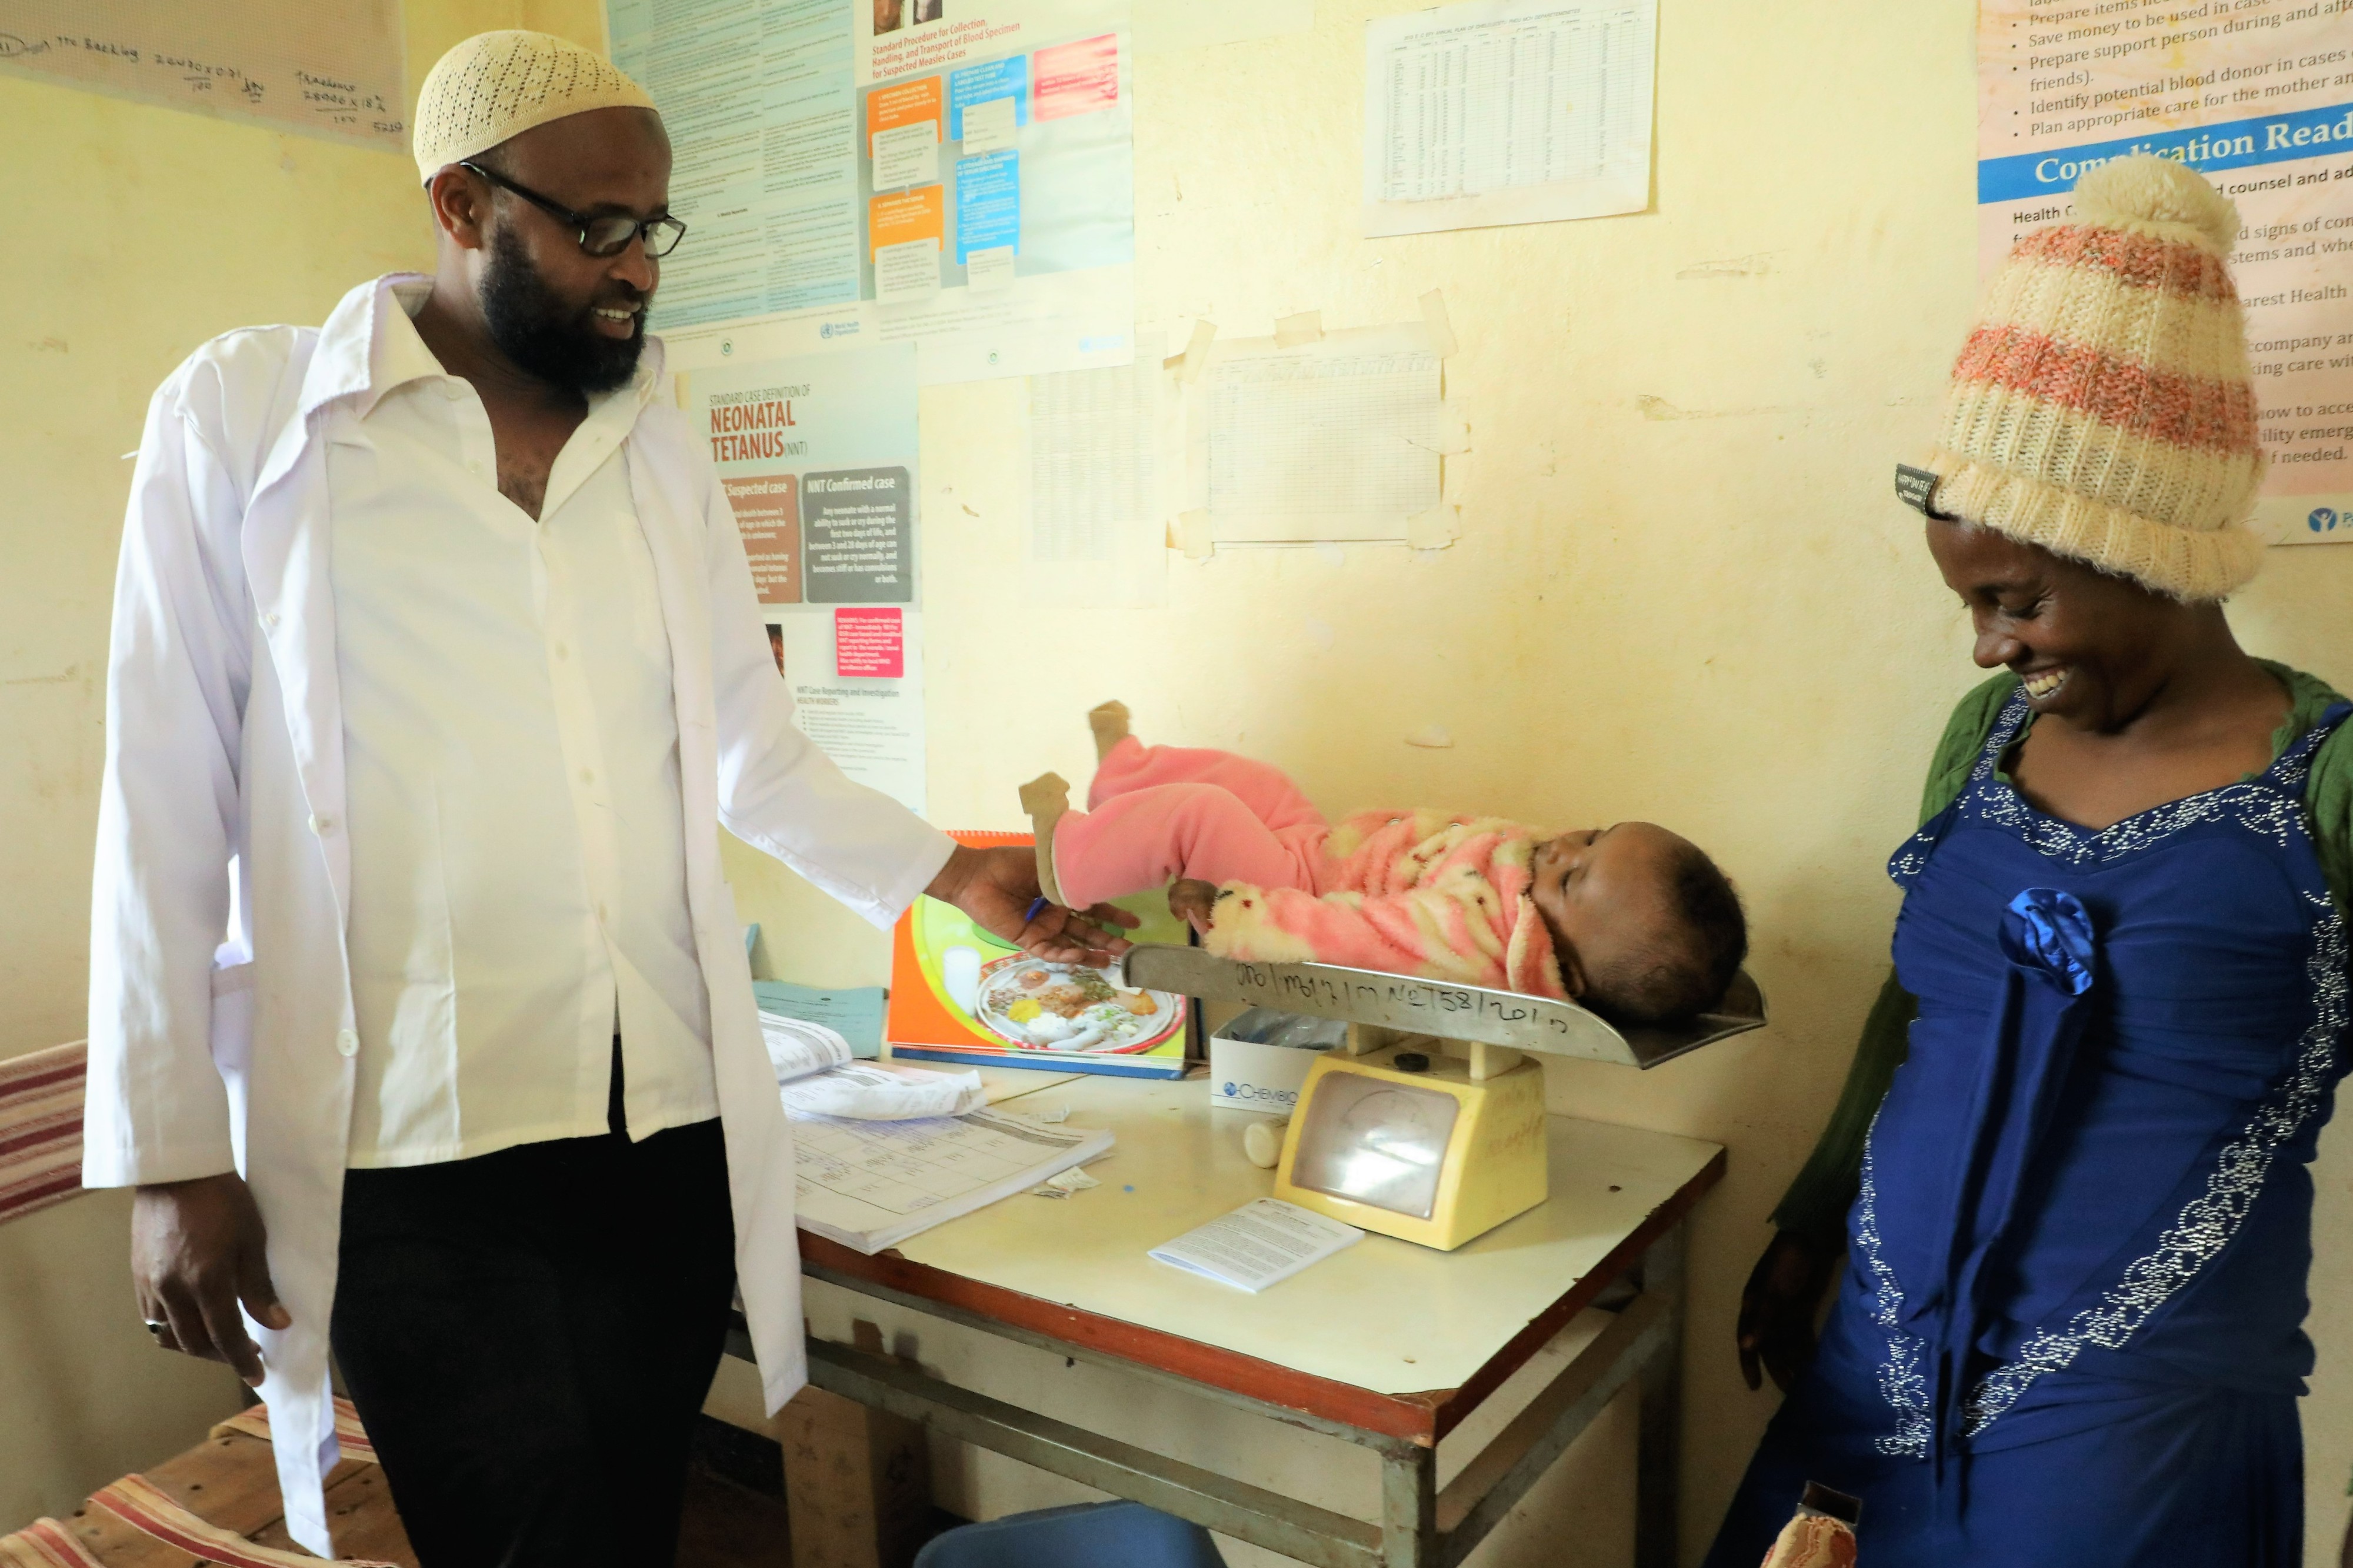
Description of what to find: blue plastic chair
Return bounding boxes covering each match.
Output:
[913,1501,1225,1568]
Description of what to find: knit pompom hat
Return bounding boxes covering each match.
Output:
[412,31,657,185]
[1922,154,2264,601]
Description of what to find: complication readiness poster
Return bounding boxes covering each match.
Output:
[1978,0,2353,545]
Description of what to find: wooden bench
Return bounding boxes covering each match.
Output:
[0,1402,412,1568]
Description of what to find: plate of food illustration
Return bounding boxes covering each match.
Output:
[973,957,1185,1054]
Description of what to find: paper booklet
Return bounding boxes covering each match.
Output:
[792,1106,1115,1255]
[761,1013,856,1082]
[781,1060,986,1121]
[1148,1199,1364,1293]
[887,829,1197,1080]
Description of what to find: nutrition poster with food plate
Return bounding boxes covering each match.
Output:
[610,0,1134,385]
[689,343,928,813]
[1979,0,2353,545]
[888,831,1194,1078]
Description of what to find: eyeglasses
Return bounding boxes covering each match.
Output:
[459,160,687,259]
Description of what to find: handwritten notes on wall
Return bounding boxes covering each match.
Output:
[0,0,405,151]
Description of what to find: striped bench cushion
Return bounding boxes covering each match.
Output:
[0,1042,84,1227]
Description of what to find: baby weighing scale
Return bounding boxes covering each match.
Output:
[1116,945,1768,1251]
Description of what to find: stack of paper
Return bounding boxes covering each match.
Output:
[1148,1199,1365,1293]
[762,1013,855,1082]
[765,1014,986,1122]
[781,1060,985,1121]
[793,1107,1114,1255]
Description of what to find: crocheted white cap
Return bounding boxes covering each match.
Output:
[412,31,657,185]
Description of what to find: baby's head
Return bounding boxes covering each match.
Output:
[1530,823,1747,1027]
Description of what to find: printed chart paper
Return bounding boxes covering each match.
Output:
[1363,0,1657,238]
[614,0,1136,384]
[691,344,929,812]
[1026,328,1171,600]
[792,1107,1115,1253]
[0,0,405,149]
[1191,322,1446,543]
[1978,0,2353,545]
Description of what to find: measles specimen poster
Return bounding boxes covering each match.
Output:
[1979,0,2353,545]
[608,0,1134,385]
[691,343,928,813]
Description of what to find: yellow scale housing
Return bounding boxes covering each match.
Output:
[1272,1036,1548,1252]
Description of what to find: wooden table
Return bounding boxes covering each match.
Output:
[732,1073,1722,1568]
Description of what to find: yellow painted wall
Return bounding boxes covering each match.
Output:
[0,0,604,1526]
[4,0,2347,1557]
[719,2,2353,1563]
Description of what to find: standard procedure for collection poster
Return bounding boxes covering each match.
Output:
[1979,0,2353,545]
[689,343,929,814]
[608,0,1134,385]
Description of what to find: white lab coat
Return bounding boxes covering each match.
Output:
[84,275,954,1556]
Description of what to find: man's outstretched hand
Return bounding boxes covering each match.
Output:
[926,844,1138,964]
[132,1172,291,1387]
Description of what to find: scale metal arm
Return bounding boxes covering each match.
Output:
[1112,944,1765,1070]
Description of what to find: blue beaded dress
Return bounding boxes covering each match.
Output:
[1705,690,2353,1566]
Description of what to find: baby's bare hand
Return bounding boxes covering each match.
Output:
[1168,879,1219,934]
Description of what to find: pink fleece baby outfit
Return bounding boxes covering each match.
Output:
[1054,739,1570,999]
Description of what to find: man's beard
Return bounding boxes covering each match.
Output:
[479,226,645,395]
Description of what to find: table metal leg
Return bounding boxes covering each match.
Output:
[1634,1221,1688,1568]
[1379,1445,1437,1568]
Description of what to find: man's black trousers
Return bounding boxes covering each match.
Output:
[330,1094,736,1567]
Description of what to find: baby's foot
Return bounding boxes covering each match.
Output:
[1088,699,1131,762]
[1168,877,1219,935]
[1018,772,1072,905]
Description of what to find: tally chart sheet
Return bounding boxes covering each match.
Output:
[609,0,1135,385]
[1978,0,2353,545]
[1191,322,1448,545]
[1363,0,1657,238]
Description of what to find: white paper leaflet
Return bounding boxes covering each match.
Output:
[1148,1197,1364,1292]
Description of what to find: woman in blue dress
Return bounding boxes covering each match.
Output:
[1707,156,2353,1565]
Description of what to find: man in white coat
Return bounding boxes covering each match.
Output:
[84,30,1125,1566]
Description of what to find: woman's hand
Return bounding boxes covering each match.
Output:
[925,844,1138,963]
[1736,1227,1841,1393]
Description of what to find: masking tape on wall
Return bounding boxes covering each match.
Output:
[1165,319,1218,385]
[1274,310,1324,348]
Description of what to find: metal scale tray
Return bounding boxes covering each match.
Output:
[1112,943,1765,1069]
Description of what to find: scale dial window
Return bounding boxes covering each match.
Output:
[1289,1073,1459,1219]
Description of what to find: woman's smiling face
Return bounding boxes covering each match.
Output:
[1923,518,2190,730]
